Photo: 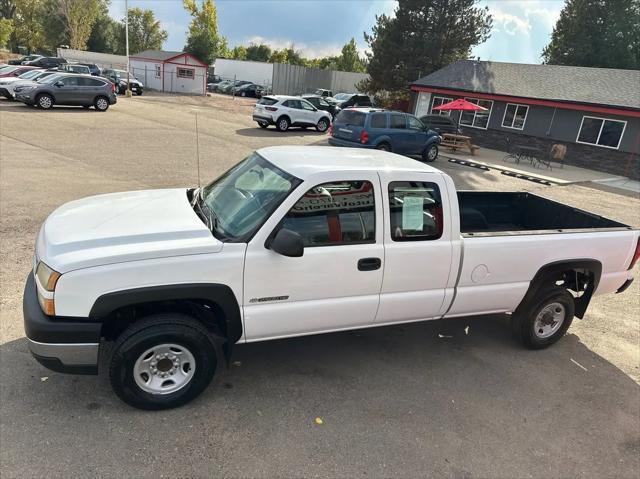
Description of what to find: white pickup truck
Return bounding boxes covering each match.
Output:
[24,146,639,409]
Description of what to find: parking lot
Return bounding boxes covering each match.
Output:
[1,94,639,478]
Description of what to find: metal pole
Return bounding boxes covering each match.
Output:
[125,0,131,97]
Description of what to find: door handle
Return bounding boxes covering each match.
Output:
[358,257,381,271]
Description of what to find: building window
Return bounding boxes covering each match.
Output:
[460,98,493,129]
[502,103,529,130]
[177,68,195,79]
[576,116,627,149]
[155,65,161,78]
[430,96,453,116]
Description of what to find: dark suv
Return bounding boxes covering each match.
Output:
[24,56,67,69]
[14,73,117,111]
[329,108,441,162]
[419,114,461,135]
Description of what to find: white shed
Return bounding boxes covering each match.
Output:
[129,50,207,95]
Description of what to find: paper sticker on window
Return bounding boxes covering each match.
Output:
[402,196,423,230]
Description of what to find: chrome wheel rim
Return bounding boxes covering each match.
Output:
[278,119,288,130]
[133,343,196,395]
[96,98,108,110]
[317,120,328,131]
[39,96,52,108]
[533,302,565,338]
[428,146,437,160]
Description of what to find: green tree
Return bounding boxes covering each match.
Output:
[87,1,121,53]
[0,18,12,48]
[57,0,100,49]
[183,0,227,65]
[363,0,492,92]
[12,0,46,52]
[124,7,168,54]
[334,38,366,72]
[246,43,271,62]
[229,45,247,59]
[269,46,305,65]
[542,0,639,69]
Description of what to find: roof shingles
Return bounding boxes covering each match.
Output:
[412,60,640,110]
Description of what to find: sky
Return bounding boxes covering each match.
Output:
[108,0,565,65]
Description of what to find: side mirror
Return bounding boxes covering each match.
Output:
[269,228,304,257]
[54,80,63,87]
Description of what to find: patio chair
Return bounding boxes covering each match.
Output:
[502,137,518,163]
[549,144,567,169]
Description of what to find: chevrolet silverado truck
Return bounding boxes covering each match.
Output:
[24,146,639,410]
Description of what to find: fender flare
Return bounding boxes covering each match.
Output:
[514,259,602,319]
[372,135,393,149]
[89,283,243,343]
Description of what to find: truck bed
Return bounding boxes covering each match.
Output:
[458,192,631,236]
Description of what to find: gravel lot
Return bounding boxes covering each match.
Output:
[1,93,639,478]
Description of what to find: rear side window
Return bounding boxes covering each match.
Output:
[282,181,376,246]
[370,113,387,128]
[388,181,443,241]
[390,114,406,129]
[283,99,301,108]
[335,110,366,127]
[355,95,372,106]
[79,78,106,87]
[258,97,277,106]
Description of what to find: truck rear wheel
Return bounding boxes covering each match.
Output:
[513,287,574,349]
[109,314,218,410]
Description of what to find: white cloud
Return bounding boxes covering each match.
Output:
[491,9,532,36]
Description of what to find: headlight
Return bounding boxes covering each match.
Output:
[36,262,61,292]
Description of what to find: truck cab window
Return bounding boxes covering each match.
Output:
[388,181,443,241]
[282,181,375,246]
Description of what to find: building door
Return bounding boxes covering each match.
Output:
[415,92,432,117]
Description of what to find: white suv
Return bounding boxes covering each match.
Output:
[252,95,331,132]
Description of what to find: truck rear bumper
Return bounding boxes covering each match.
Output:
[23,273,101,374]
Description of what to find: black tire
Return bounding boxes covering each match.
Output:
[316,117,330,132]
[94,96,110,111]
[109,314,219,410]
[513,287,575,349]
[276,116,290,132]
[423,144,439,162]
[258,121,268,129]
[136,90,143,96]
[376,142,391,152]
[36,93,54,110]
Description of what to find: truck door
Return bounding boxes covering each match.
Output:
[376,172,455,323]
[243,173,384,341]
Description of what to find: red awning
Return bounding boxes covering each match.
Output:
[432,98,487,111]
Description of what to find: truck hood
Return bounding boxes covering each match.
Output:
[36,189,222,273]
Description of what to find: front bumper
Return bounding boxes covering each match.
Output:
[23,273,101,374]
[0,87,13,98]
[15,92,34,104]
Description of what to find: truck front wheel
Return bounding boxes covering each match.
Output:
[109,314,218,410]
[513,287,575,349]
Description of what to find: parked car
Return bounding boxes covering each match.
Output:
[314,88,333,98]
[102,69,144,95]
[252,95,332,132]
[212,80,232,92]
[333,92,353,102]
[1,70,58,100]
[329,108,441,162]
[14,73,117,111]
[22,145,639,409]
[77,63,101,76]
[0,68,45,99]
[419,114,461,135]
[8,54,43,65]
[335,93,373,109]
[224,80,252,94]
[24,56,67,69]
[234,83,265,98]
[59,64,92,75]
[302,94,339,119]
[0,65,39,78]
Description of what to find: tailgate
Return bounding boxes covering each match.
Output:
[332,110,366,142]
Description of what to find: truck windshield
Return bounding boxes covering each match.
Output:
[199,153,301,242]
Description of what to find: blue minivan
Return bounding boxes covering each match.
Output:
[328,108,441,162]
